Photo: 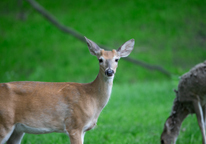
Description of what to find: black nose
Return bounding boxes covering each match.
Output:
[105,69,114,77]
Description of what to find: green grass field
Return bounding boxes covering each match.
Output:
[0,0,206,143]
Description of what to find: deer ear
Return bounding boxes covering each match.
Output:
[85,37,101,56]
[117,39,134,57]
[165,117,174,133]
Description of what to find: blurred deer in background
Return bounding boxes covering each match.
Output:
[161,61,206,144]
[0,37,134,144]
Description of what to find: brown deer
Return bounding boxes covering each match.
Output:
[0,37,135,144]
[161,61,206,144]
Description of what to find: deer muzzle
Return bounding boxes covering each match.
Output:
[105,68,114,77]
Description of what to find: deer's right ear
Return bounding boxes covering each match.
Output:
[85,37,101,56]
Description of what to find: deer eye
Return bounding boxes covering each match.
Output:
[99,58,103,63]
[115,59,119,62]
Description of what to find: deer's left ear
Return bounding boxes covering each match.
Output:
[117,39,135,57]
[85,37,102,56]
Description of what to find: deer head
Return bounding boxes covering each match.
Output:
[161,116,179,144]
[85,37,134,78]
[161,98,190,144]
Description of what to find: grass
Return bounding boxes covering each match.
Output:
[0,0,206,143]
[20,80,202,144]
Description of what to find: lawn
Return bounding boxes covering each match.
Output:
[0,0,206,143]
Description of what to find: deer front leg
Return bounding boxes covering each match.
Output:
[68,129,84,144]
[0,124,15,144]
[193,99,206,144]
[7,129,24,144]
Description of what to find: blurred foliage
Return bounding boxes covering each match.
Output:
[0,0,206,83]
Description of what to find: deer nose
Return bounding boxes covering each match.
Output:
[105,68,114,77]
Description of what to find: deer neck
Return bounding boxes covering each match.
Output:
[91,69,114,109]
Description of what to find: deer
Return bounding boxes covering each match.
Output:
[0,37,135,144]
[161,61,206,144]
